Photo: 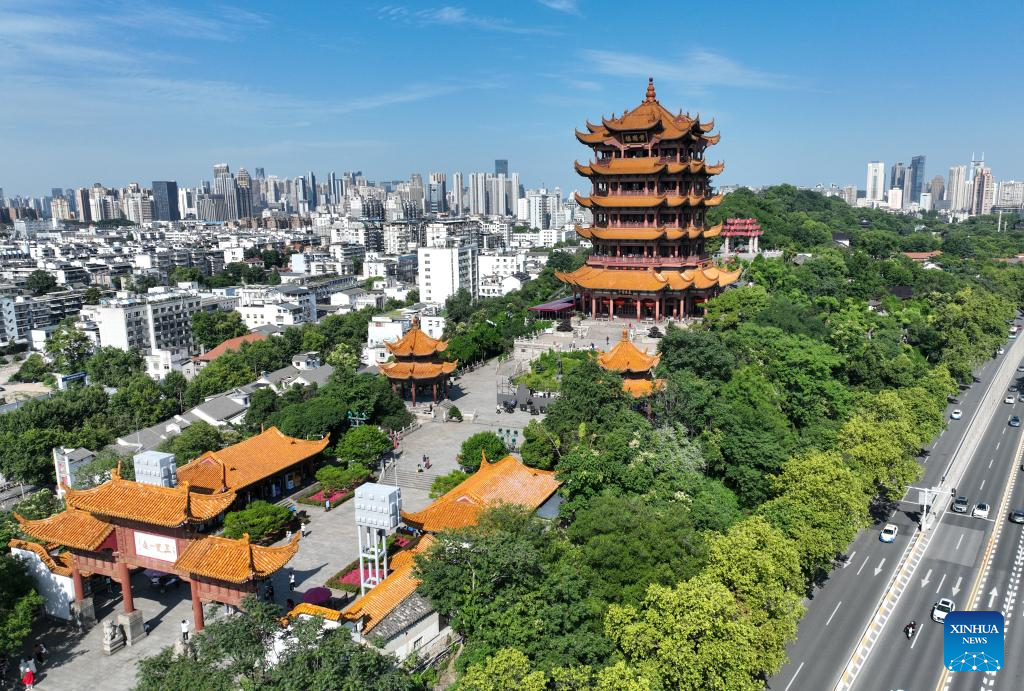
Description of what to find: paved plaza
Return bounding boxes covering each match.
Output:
[7,357,542,689]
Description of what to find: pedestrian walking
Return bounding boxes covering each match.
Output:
[180,618,189,643]
[21,668,34,690]
[32,643,46,666]
[266,582,275,602]
[288,571,295,591]
[324,498,331,512]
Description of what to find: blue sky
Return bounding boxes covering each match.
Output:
[2,0,1022,198]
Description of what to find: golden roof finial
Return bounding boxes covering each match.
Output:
[112,461,122,481]
[646,77,656,102]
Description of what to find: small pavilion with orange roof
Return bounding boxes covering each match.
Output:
[402,452,561,533]
[597,329,665,398]
[378,319,457,404]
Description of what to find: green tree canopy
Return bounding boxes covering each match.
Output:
[458,431,508,471]
[191,310,250,351]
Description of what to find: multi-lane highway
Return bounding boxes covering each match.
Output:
[769,321,1024,691]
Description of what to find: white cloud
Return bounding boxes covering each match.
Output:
[538,0,579,14]
[581,49,798,91]
[379,5,557,35]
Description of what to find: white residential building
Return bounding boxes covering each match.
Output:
[79,288,201,352]
[417,244,478,305]
[236,285,316,329]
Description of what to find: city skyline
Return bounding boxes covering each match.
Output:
[2,1,1023,196]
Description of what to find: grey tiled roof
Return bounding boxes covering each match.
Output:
[371,592,435,641]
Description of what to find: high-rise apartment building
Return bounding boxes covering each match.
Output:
[888,187,903,210]
[418,243,479,304]
[50,196,73,221]
[947,165,969,211]
[214,170,239,220]
[489,174,508,216]
[469,173,487,215]
[866,161,886,201]
[451,172,464,215]
[972,167,995,216]
[79,289,201,353]
[426,172,448,214]
[908,155,926,204]
[997,181,1024,208]
[74,188,90,222]
[152,181,180,221]
[305,171,317,210]
[928,176,945,205]
[495,159,509,176]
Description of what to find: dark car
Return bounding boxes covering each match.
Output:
[149,573,181,591]
[1010,509,1024,524]
[952,496,970,513]
[1011,385,1020,393]
[1011,416,1022,428]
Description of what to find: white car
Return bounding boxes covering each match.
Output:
[951,409,963,420]
[1018,365,1024,373]
[1006,395,1016,404]
[932,598,955,622]
[973,503,990,519]
[880,524,898,543]
[999,347,1006,355]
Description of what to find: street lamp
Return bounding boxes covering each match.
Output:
[346,410,369,427]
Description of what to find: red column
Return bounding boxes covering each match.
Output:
[636,299,641,322]
[72,565,85,603]
[591,295,596,316]
[655,298,660,322]
[411,382,417,405]
[432,383,438,403]
[191,581,205,632]
[117,559,134,614]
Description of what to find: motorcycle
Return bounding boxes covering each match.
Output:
[904,621,917,640]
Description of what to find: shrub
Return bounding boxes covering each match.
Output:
[447,405,463,422]
[458,431,507,471]
[430,470,469,498]
[315,463,371,494]
[223,500,291,541]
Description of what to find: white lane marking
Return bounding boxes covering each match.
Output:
[784,662,804,691]
[921,568,932,588]
[981,479,987,491]
[844,551,857,568]
[998,442,1002,451]
[874,558,887,576]
[957,533,965,550]
[953,576,963,595]
[936,573,947,592]
[826,601,842,626]
[856,555,870,575]
[910,626,921,648]
[990,458,995,469]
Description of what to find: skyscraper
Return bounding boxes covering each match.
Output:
[305,171,317,210]
[866,161,886,201]
[947,165,969,211]
[74,187,90,222]
[972,167,995,216]
[213,170,238,220]
[236,169,253,219]
[426,172,447,214]
[152,181,180,221]
[908,155,926,204]
[213,163,230,178]
[495,159,509,176]
[451,172,464,215]
[928,176,945,205]
[888,161,905,194]
[469,173,487,215]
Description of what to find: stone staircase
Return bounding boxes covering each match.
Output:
[380,455,447,493]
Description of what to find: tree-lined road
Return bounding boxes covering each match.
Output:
[769,321,1024,691]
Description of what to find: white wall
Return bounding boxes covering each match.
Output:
[11,547,74,620]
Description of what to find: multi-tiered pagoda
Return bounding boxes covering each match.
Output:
[556,78,741,320]
[378,320,457,404]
